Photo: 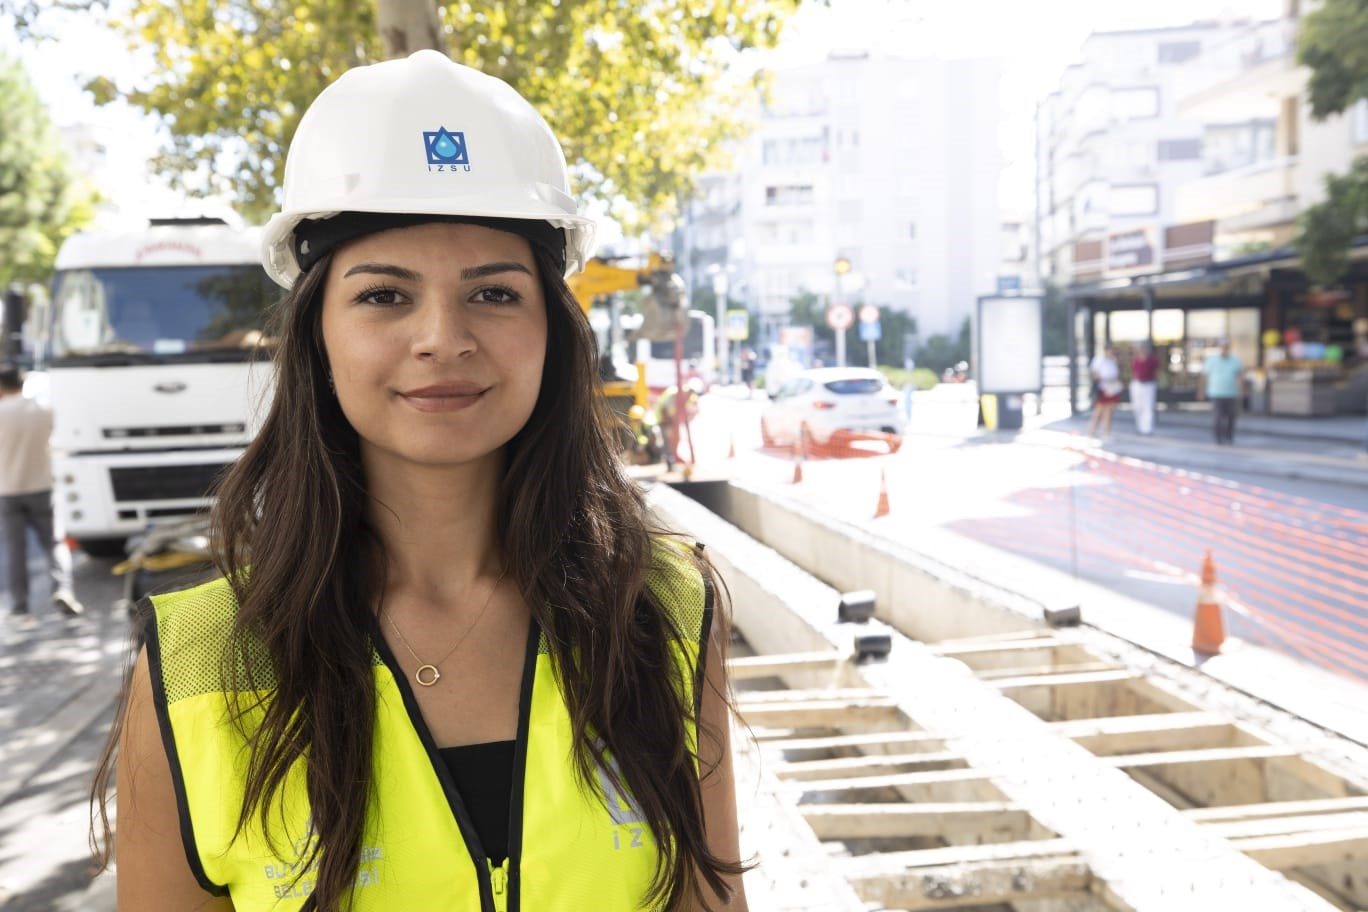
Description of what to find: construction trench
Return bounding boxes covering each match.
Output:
[643,482,1368,912]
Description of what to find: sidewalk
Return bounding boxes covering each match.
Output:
[0,555,126,911]
[1034,399,1368,489]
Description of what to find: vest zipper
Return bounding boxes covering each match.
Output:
[371,616,541,912]
[489,859,509,912]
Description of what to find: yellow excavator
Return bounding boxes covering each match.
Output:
[567,253,695,472]
[566,253,682,418]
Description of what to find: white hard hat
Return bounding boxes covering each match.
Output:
[261,50,596,288]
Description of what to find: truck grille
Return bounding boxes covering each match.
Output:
[109,463,232,502]
[103,423,246,439]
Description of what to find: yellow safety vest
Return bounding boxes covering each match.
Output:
[147,539,712,911]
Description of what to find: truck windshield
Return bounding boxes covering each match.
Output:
[48,264,281,363]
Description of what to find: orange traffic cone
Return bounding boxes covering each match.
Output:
[874,469,890,518]
[728,434,736,459]
[1191,550,1226,655]
[790,441,804,484]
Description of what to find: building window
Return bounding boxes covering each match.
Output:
[762,137,824,165]
[1111,184,1159,216]
[1157,41,1202,64]
[765,185,815,206]
[1203,120,1276,174]
[1158,138,1202,161]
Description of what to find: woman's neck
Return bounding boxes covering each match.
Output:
[363,453,504,604]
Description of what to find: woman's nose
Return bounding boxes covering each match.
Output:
[411,302,477,360]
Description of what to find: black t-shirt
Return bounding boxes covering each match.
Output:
[438,740,516,864]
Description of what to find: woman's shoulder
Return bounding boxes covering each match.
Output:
[645,535,705,585]
[644,536,713,637]
[146,575,242,658]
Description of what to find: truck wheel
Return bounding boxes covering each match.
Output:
[76,537,127,558]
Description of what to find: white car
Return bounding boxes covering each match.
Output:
[760,367,905,452]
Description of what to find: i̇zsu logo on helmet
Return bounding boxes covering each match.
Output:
[423,127,471,172]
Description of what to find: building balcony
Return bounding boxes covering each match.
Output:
[1178,22,1302,121]
[1176,156,1300,233]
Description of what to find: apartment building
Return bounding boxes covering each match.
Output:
[1175,10,1368,254]
[683,51,1002,347]
[1035,20,1254,284]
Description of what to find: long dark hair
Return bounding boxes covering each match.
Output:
[91,240,744,910]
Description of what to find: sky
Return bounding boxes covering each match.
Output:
[2,0,1286,225]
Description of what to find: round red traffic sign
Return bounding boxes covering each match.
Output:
[859,304,880,324]
[826,303,853,330]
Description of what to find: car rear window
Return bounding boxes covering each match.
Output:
[823,378,885,395]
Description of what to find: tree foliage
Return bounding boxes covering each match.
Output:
[1298,0,1368,122]
[0,53,98,287]
[1294,0,1368,285]
[78,0,800,227]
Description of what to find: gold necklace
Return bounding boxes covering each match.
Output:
[384,567,508,687]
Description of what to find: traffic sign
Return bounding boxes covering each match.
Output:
[859,320,881,342]
[826,303,853,330]
[725,309,749,341]
[859,304,879,324]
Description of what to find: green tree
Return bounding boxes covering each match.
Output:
[872,304,916,367]
[914,317,972,376]
[0,53,98,287]
[787,288,833,352]
[1294,0,1368,285]
[72,0,800,227]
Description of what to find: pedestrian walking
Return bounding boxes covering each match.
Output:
[0,363,81,621]
[92,51,747,912]
[1200,339,1244,445]
[1086,344,1122,438]
[1129,341,1159,435]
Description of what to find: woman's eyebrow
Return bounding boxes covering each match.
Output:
[343,262,422,281]
[461,261,535,281]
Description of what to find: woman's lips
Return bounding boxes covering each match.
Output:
[398,383,487,412]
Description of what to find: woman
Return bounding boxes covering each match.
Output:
[1128,341,1159,435]
[92,51,748,911]
[1086,344,1122,438]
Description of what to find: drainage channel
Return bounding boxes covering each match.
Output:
[646,482,1368,912]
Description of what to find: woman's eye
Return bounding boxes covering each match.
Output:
[476,285,521,305]
[357,285,404,307]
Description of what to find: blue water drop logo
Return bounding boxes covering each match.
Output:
[423,128,469,166]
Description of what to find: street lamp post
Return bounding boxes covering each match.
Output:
[834,257,851,367]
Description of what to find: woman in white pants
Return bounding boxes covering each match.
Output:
[1129,341,1159,436]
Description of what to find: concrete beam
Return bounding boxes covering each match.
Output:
[801,801,1029,840]
[847,855,1092,910]
[772,750,962,780]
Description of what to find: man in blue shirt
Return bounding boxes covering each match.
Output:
[1199,340,1244,445]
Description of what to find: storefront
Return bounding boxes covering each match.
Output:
[1065,234,1368,418]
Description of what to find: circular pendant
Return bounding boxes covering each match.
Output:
[415,664,441,687]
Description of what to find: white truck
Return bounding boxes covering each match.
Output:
[39,217,277,556]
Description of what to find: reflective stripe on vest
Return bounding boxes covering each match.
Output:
[147,538,712,911]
